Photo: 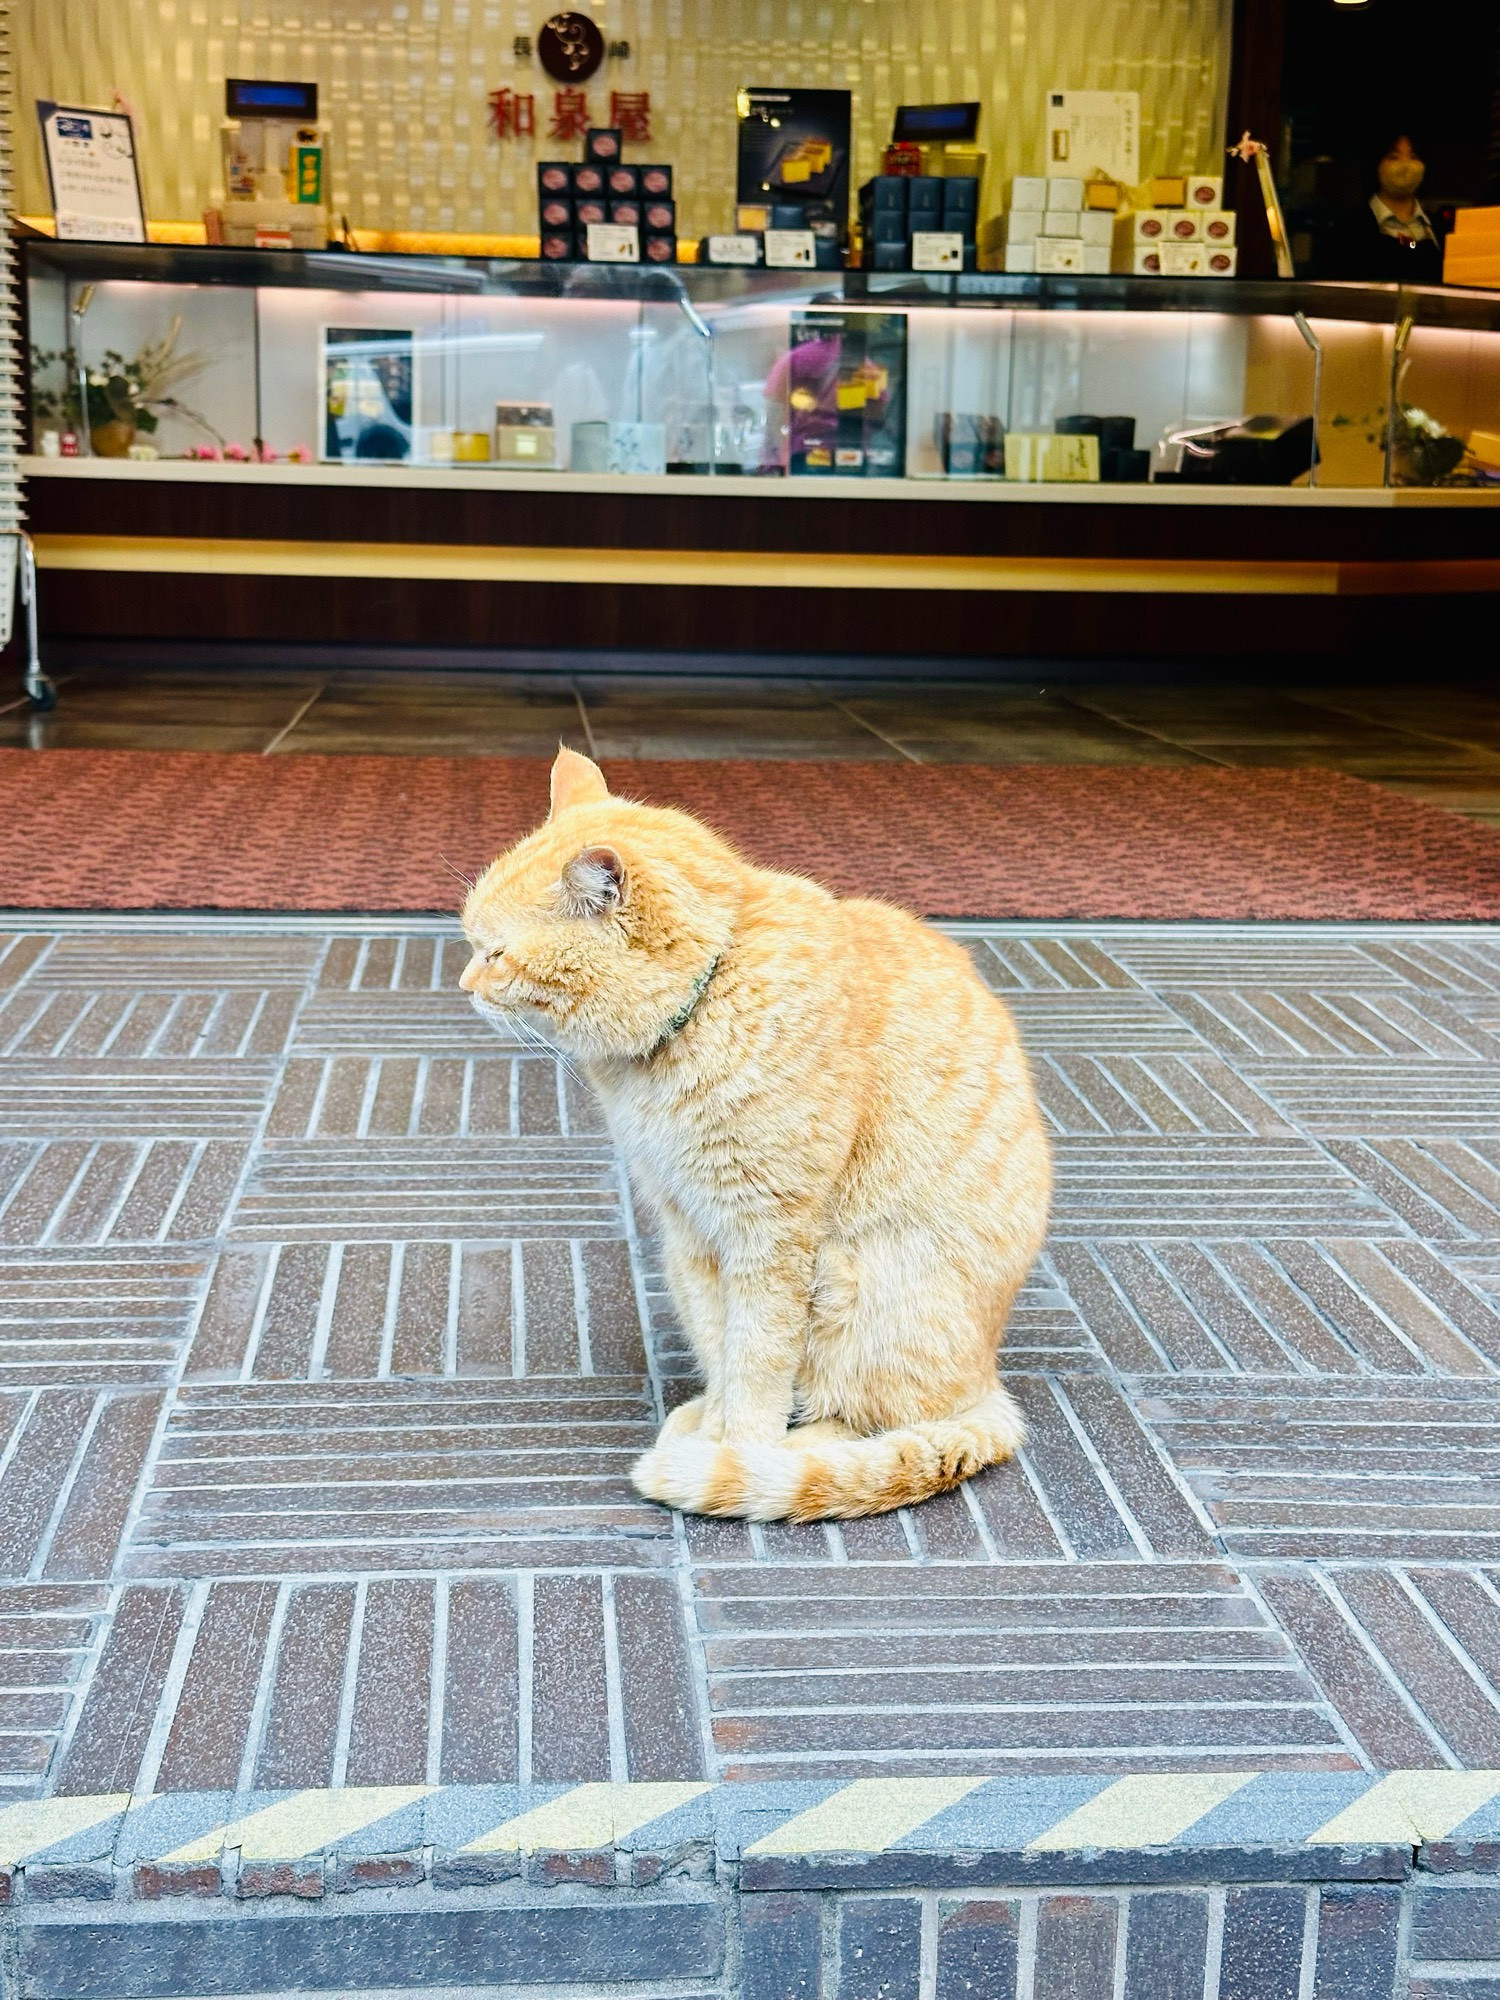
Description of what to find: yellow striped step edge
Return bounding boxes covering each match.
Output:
[0,1774,1498,1896]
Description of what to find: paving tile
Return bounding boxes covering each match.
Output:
[0,1583,108,1797]
[695,1563,1344,1779]
[936,1898,1020,2000]
[1246,1060,1500,1136]
[0,1062,276,1137]
[1165,987,1500,1061]
[1050,1139,1394,1238]
[0,1252,206,1385]
[1122,1889,1210,2000]
[0,1141,249,1248]
[964,936,1140,992]
[228,1139,622,1239]
[55,1584,188,1795]
[126,1379,669,1575]
[32,936,321,989]
[1035,1051,1296,1136]
[1033,1893,1118,2000]
[1138,1379,1500,1561]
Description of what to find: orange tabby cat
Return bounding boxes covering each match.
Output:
[459,746,1050,1521]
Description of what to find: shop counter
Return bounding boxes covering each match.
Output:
[20,239,1500,659]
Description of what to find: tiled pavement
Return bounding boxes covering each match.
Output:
[7,913,1500,1994]
[3,915,1500,1803]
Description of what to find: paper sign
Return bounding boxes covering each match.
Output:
[705,233,761,266]
[1044,90,1139,186]
[911,231,964,272]
[764,228,816,269]
[586,222,640,263]
[37,101,146,242]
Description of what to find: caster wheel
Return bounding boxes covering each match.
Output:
[27,683,57,713]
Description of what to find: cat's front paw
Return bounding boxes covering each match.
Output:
[658,1395,705,1441]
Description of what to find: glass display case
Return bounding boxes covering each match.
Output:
[20,236,1500,492]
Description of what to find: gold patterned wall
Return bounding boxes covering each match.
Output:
[13,0,1231,236]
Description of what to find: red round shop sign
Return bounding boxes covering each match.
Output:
[538,12,605,81]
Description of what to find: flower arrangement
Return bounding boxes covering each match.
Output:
[30,317,208,448]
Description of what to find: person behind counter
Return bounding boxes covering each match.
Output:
[1323,134,1445,282]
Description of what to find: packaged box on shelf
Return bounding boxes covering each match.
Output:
[495,403,556,465]
[1002,209,1044,244]
[1010,175,1048,209]
[1204,245,1238,275]
[640,165,673,197]
[1131,211,1169,240]
[574,198,607,227]
[940,177,979,213]
[737,203,772,230]
[769,203,807,229]
[1084,180,1121,210]
[1035,236,1085,273]
[571,420,665,475]
[539,196,572,229]
[1202,210,1236,243]
[908,177,944,214]
[1161,241,1206,275]
[1187,175,1223,209]
[642,199,676,233]
[572,163,606,196]
[585,127,623,162]
[1131,246,1162,274]
[1045,177,1085,211]
[1003,242,1036,273]
[869,240,908,270]
[942,212,978,244]
[862,176,909,211]
[1149,175,1186,207]
[643,234,678,264]
[1081,244,1110,273]
[1078,211,1113,246]
[1163,212,1202,241]
[863,211,909,244]
[540,230,577,261]
[537,162,571,196]
[1005,431,1100,481]
[609,199,641,226]
[606,166,639,197]
[1042,211,1087,236]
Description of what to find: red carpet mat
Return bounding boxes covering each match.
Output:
[2,750,1498,920]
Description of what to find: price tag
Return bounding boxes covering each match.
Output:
[764,228,817,269]
[911,231,965,272]
[705,233,761,266]
[585,222,640,263]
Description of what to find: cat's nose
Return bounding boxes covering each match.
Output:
[459,953,487,993]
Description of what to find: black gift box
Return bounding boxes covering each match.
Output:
[642,199,676,232]
[607,165,639,196]
[860,176,910,211]
[573,198,607,226]
[540,231,577,261]
[571,163,605,195]
[869,240,907,269]
[585,127,623,161]
[537,162,572,195]
[940,176,979,212]
[609,199,642,225]
[538,197,573,229]
[907,176,943,213]
[639,164,673,196]
[643,233,678,263]
[863,212,908,244]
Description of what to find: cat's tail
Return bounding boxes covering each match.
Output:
[629,1387,1025,1522]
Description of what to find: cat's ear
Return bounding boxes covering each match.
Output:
[561,846,626,918]
[549,745,609,818]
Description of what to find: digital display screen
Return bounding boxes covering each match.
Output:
[892,101,981,142]
[226,78,319,118]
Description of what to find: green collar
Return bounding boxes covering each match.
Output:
[651,951,722,1054]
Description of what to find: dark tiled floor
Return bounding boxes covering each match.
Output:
[5,659,1500,822]
[5,916,1500,1797]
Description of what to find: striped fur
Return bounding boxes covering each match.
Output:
[460,747,1050,1521]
